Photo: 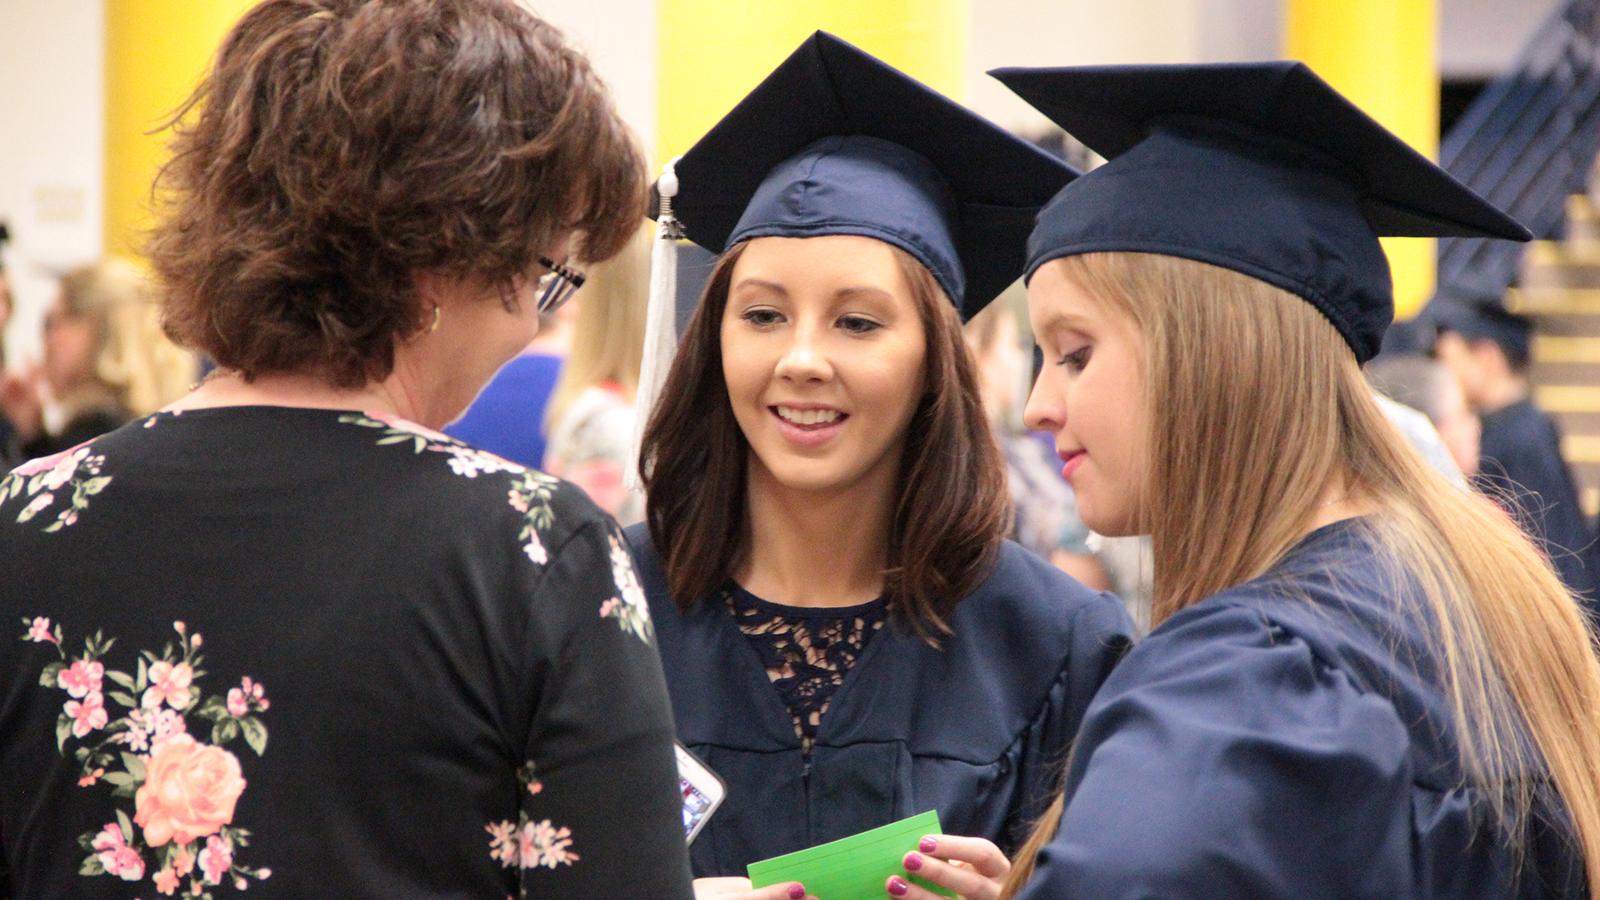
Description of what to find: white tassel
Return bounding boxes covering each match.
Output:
[627,158,685,493]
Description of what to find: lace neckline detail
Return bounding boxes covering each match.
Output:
[724,584,887,757]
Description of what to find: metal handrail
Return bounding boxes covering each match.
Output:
[1434,0,1600,299]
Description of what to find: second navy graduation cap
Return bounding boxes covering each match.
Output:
[989,61,1532,363]
[1426,289,1533,365]
[661,31,1078,322]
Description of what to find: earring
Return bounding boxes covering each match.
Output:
[429,304,441,333]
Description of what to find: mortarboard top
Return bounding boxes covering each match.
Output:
[660,31,1078,322]
[989,61,1532,363]
[1425,288,1533,364]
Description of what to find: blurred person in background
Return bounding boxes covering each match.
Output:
[1365,352,1479,480]
[444,295,576,468]
[543,229,649,525]
[1430,293,1598,603]
[0,258,196,460]
[0,238,17,466]
[965,297,1109,589]
[0,1,693,897]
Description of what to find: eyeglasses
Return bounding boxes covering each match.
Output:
[535,256,585,315]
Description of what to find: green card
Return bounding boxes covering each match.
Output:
[747,810,955,899]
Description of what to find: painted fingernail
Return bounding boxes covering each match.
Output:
[788,885,806,900]
[919,836,938,854]
[887,876,910,897]
[903,852,924,871]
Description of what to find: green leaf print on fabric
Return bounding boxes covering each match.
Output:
[340,411,563,566]
[1,444,112,533]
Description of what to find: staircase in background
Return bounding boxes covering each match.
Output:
[1515,185,1600,517]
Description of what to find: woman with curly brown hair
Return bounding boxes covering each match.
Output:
[0,2,692,897]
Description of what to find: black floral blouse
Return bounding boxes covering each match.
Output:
[0,407,693,899]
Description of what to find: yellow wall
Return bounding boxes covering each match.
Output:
[1285,0,1440,319]
[656,0,969,166]
[104,0,255,258]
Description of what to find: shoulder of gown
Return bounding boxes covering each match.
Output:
[1021,597,1419,899]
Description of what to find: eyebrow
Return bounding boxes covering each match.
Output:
[1034,310,1094,334]
[732,278,788,297]
[730,280,894,303]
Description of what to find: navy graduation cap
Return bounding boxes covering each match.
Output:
[661,31,1078,321]
[989,61,1532,363]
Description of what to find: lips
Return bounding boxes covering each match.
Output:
[1059,449,1086,480]
[769,404,848,448]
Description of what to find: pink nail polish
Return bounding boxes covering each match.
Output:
[919,836,937,854]
[903,852,923,871]
[887,876,910,897]
[788,885,805,900]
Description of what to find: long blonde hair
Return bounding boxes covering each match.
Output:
[59,258,196,417]
[544,229,650,431]
[1003,251,1600,895]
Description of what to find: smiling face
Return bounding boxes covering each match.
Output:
[1022,258,1148,536]
[720,235,928,497]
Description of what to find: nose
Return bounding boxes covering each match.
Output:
[1022,367,1061,434]
[774,326,833,384]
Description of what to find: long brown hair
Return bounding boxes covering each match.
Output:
[1003,252,1600,895]
[640,240,1010,639]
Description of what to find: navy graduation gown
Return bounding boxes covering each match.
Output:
[1020,518,1585,899]
[1475,398,1599,605]
[624,526,1134,877]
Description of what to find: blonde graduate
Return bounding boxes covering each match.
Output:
[1003,251,1600,896]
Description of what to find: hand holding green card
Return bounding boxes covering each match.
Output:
[747,810,957,900]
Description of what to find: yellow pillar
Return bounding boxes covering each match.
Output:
[1285,0,1440,319]
[656,0,969,167]
[104,0,255,259]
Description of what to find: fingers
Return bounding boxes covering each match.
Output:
[894,852,999,900]
[886,874,952,900]
[915,834,1011,879]
[692,877,811,900]
[742,882,811,900]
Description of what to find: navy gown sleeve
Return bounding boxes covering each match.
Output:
[1020,602,1415,900]
[1010,594,1133,839]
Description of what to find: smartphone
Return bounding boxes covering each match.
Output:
[675,742,726,845]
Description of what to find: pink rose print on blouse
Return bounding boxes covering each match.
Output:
[134,734,247,846]
[486,759,579,880]
[142,661,195,710]
[225,677,269,717]
[60,659,104,697]
[65,691,109,737]
[198,834,235,884]
[599,532,654,644]
[91,821,147,881]
[26,615,60,644]
[21,618,271,893]
[0,442,112,533]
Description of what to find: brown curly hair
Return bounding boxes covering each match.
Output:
[149,0,647,387]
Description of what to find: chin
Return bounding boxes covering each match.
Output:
[762,463,857,495]
[1078,502,1142,539]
